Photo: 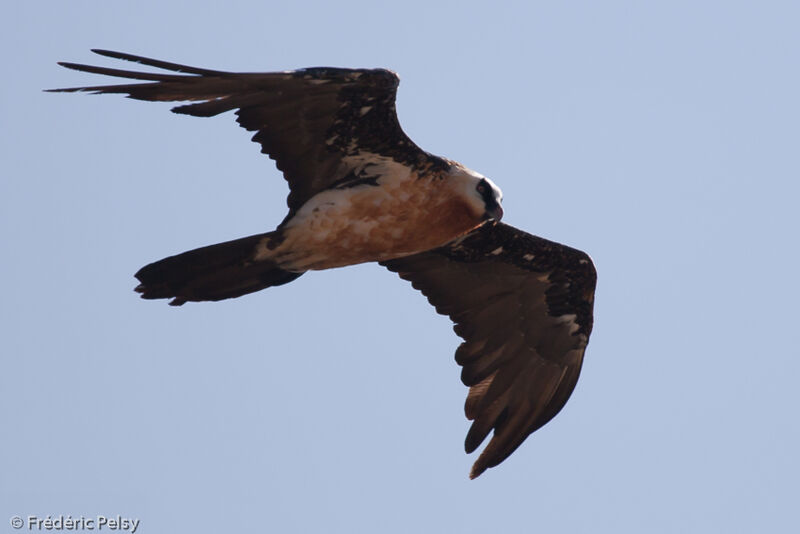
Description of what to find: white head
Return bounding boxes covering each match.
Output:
[450,164,504,221]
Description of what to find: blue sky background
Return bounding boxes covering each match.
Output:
[2,1,799,532]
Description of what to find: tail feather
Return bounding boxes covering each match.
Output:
[134,232,304,306]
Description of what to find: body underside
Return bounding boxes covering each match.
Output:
[132,157,498,305]
[264,163,490,271]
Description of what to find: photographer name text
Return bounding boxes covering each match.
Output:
[10,515,139,533]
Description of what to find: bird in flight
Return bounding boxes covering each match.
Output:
[50,50,597,479]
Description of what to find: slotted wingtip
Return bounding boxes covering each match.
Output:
[90,48,119,57]
[90,49,144,62]
[46,61,104,93]
[133,283,153,299]
[468,444,496,479]
[90,49,147,64]
[54,61,85,72]
[469,461,487,480]
[133,283,187,306]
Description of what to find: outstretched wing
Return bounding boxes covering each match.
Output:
[49,49,447,218]
[382,221,596,478]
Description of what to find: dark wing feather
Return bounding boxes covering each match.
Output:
[49,49,447,217]
[382,221,596,478]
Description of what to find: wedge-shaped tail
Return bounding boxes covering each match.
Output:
[135,232,304,306]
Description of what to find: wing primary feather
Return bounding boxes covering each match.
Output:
[51,51,443,214]
[90,49,227,76]
[464,372,495,420]
[51,62,187,83]
[382,221,596,478]
[465,402,508,455]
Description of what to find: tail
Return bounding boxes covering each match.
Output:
[134,232,305,306]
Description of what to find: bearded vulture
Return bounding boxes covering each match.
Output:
[50,50,597,479]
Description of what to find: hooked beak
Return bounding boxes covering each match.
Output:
[484,203,503,222]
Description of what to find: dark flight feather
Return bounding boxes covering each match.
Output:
[382,221,596,478]
[48,50,447,219]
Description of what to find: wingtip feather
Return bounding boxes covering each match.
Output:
[90,48,226,76]
[469,462,487,479]
[90,48,119,58]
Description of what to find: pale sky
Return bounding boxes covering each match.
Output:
[2,2,799,533]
